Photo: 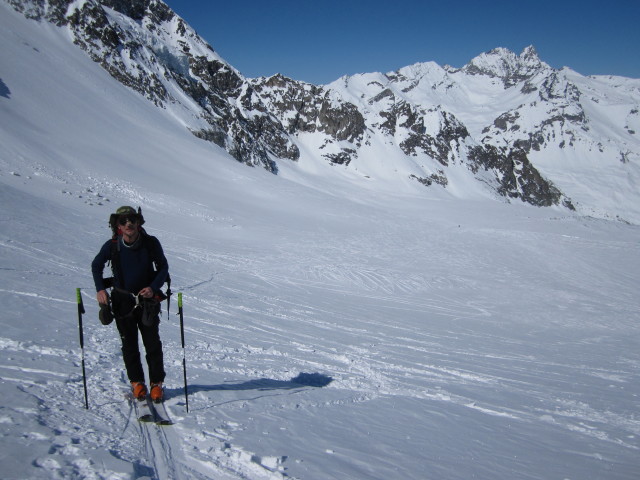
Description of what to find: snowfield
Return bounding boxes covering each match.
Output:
[1,3,640,479]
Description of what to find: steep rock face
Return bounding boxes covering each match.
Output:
[372,96,469,168]
[467,145,571,208]
[8,0,298,172]
[250,75,365,165]
[394,105,469,165]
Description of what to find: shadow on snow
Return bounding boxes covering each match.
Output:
[167,372,333,399]
[0,78,10,99]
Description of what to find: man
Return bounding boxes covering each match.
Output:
[91,206,169,402]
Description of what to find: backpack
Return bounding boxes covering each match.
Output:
[104,207,172,318]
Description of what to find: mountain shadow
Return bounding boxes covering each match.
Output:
[0,78,10,99]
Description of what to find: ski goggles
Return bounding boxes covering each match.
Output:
[118,214,141,225]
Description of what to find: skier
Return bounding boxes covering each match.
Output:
[91,206,169,402]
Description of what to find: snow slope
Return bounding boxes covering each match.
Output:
[1,4,640,479]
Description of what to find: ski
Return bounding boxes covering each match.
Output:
[127,390,173,425]
[132,396,155,422]
[149,400,173,426]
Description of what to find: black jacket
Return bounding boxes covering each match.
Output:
[91,232,168,294]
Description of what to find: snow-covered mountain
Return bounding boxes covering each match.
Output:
[1,1,640,479]
[6,0,640,222]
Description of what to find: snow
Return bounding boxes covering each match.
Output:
[1,2,640,479]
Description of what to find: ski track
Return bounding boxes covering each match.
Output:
[2,216,639,478]
[173,240,640,472]
[0,327,290,480]
[136,408,184,480]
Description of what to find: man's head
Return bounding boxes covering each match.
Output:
[115,206,142,227]
[109,206,145,237]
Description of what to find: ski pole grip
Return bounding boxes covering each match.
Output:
[76,287,85,315]
[178,292,183,309]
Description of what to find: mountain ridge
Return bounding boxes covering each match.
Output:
[5,0,640,222]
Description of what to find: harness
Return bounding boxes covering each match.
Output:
[105,230,172,319]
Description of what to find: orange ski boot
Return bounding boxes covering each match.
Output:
[150,382,163,403]
[131,381,148,400]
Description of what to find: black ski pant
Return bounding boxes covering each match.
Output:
[115,309,165,385]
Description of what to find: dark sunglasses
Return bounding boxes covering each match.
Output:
[118,215,140,225]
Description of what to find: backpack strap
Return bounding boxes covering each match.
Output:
[100,235,120,290]
[107,230,172,320]
[144,231,172,319]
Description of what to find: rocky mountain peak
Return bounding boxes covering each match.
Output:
[462,46,550,87]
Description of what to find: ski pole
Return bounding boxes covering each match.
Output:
[178,292,189,412]
[76,288,89,409]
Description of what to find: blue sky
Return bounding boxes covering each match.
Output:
[167,0,639,85]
